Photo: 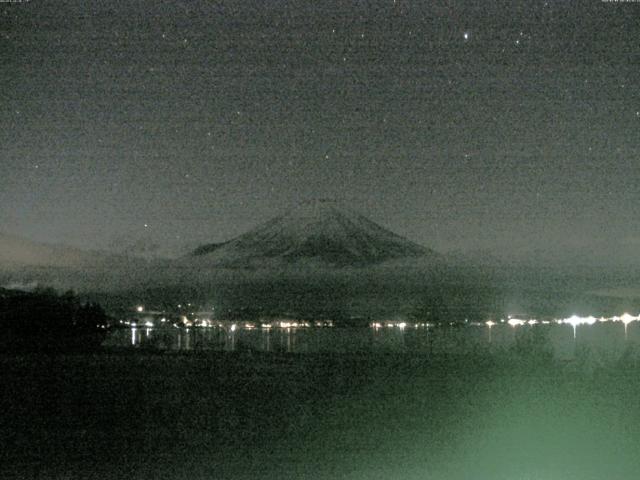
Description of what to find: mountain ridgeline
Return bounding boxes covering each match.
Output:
[190,201,441,267]
[2,203,634,322]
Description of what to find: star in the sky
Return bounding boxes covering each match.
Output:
[463,32,470,41]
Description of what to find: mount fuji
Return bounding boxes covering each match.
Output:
[189,200,441,267]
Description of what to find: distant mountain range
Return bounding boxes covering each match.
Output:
[3,202,635,276]
[0,232,116,269]
[0,232,152,292]
[0,203,442,292]
[3,205,636,319]
[188,200,442,267]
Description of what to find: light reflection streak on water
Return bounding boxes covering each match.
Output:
[263,328,271,351]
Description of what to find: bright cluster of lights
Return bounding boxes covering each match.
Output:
[126,302,341,332]
[562,315,596,327]
[614,313,639,326]
[486,313,640,339]
[272,321,310,329]
[172,319,322,330]
[124,301,640,339]
[316,320,334,327]
[502,316,549,327]
[487,313,639,328]
[507,318,526,327]
[371,321,431,329]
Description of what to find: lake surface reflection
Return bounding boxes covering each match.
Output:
[104,321,640,358]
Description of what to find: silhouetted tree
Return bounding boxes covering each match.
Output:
[0,287,110,352]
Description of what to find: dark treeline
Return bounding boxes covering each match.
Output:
[0,287,110,352]
[99,266,501,325]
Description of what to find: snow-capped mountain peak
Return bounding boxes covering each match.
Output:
[191,201,440,267]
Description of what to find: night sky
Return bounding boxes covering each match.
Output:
[1,0,639,262]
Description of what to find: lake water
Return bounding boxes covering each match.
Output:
[104,321,640,359]
[8,320,640,480]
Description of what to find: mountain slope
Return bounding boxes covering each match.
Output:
[190,200,441,267]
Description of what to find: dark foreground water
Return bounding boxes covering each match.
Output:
[2,347,640,480]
